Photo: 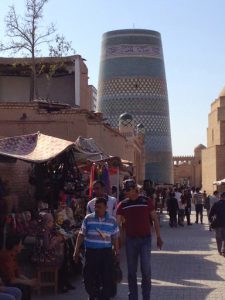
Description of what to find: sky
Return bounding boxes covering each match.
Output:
[1,0,225,156]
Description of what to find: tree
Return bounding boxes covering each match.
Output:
[0,0,58,101]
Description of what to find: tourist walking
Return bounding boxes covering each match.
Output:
[178,196,185,227]
[116,179,163,300]
[73,197,120,300]
[87,180,117,217]
[193,188,204,224]
[209,191,220,210]
[167,192,178,228]
[183,189,192,225]
[209,192,225,256]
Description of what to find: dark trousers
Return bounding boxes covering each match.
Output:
[185,207,191,225]
[186,213,191,225]
[126,235,151,300]
[84,248,113,300]
[195,204,203,223]
[215,227,225,254]
[178,209,185,225]
[169,212,177,227]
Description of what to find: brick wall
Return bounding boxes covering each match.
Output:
[0,103,145,204]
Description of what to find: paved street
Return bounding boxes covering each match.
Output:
[34,212,225,300]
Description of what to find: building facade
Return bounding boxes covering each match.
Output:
[202,87,225,194]
[0,55,91,110]
[88,85,98,111]
[173,144,205,187]
[0,102,145,199]
[97,29,173,183]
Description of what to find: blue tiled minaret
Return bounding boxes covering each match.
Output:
[97,29,173,183]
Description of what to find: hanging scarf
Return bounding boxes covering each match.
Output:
[89,164,95,199]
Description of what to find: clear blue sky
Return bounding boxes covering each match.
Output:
[1,0,225,155]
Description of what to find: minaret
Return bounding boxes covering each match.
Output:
[97,29,173,183]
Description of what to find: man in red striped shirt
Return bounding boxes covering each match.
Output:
[117,179,163,300]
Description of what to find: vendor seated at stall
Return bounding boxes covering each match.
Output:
[15,214,27,239]
[56,196,75,227]
[55,212,74,239]
[33,213,75,293]
[23,211,37,237]
[0,236,37,300]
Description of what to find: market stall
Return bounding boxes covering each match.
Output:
[74,136,133,200]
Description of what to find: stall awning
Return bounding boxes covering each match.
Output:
[0,132,74,163]
[0,133,133,171]
[74,136,119,163]
[74,137,134,171]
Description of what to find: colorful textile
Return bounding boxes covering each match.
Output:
[0,132,73,163]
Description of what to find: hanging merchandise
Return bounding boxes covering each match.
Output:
[29,150,84,208]
[89,164,96,199]
[88,163,111,198]
[63,166,84,196]
[102,164,110,194]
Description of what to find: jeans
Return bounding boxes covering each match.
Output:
[169,211,177,227]
[0,287,22,300]
[195,204,203,223]
[126,235,151,300]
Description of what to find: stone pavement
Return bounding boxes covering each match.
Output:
[34,212,225,300]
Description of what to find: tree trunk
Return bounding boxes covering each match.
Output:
[30,49,39,101]
[29,70,34,101]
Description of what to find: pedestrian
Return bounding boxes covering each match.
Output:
[73,197,120,300]
[204,195,210,218]
[209,191,220,209]
[87,180,117,217]
[116,179,163,300]
[183,189,192,225]
[178,193,185,227]
[111,186,118,199]
[209,192,225,256]
[193,188,204,224]
[167,192,178,228]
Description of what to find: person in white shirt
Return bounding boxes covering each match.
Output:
[87,180,117,217]
[209,191,220,209]
[174,189,182,203]
[175,189,185,226]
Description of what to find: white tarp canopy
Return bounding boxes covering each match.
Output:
[213,178,225,185]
